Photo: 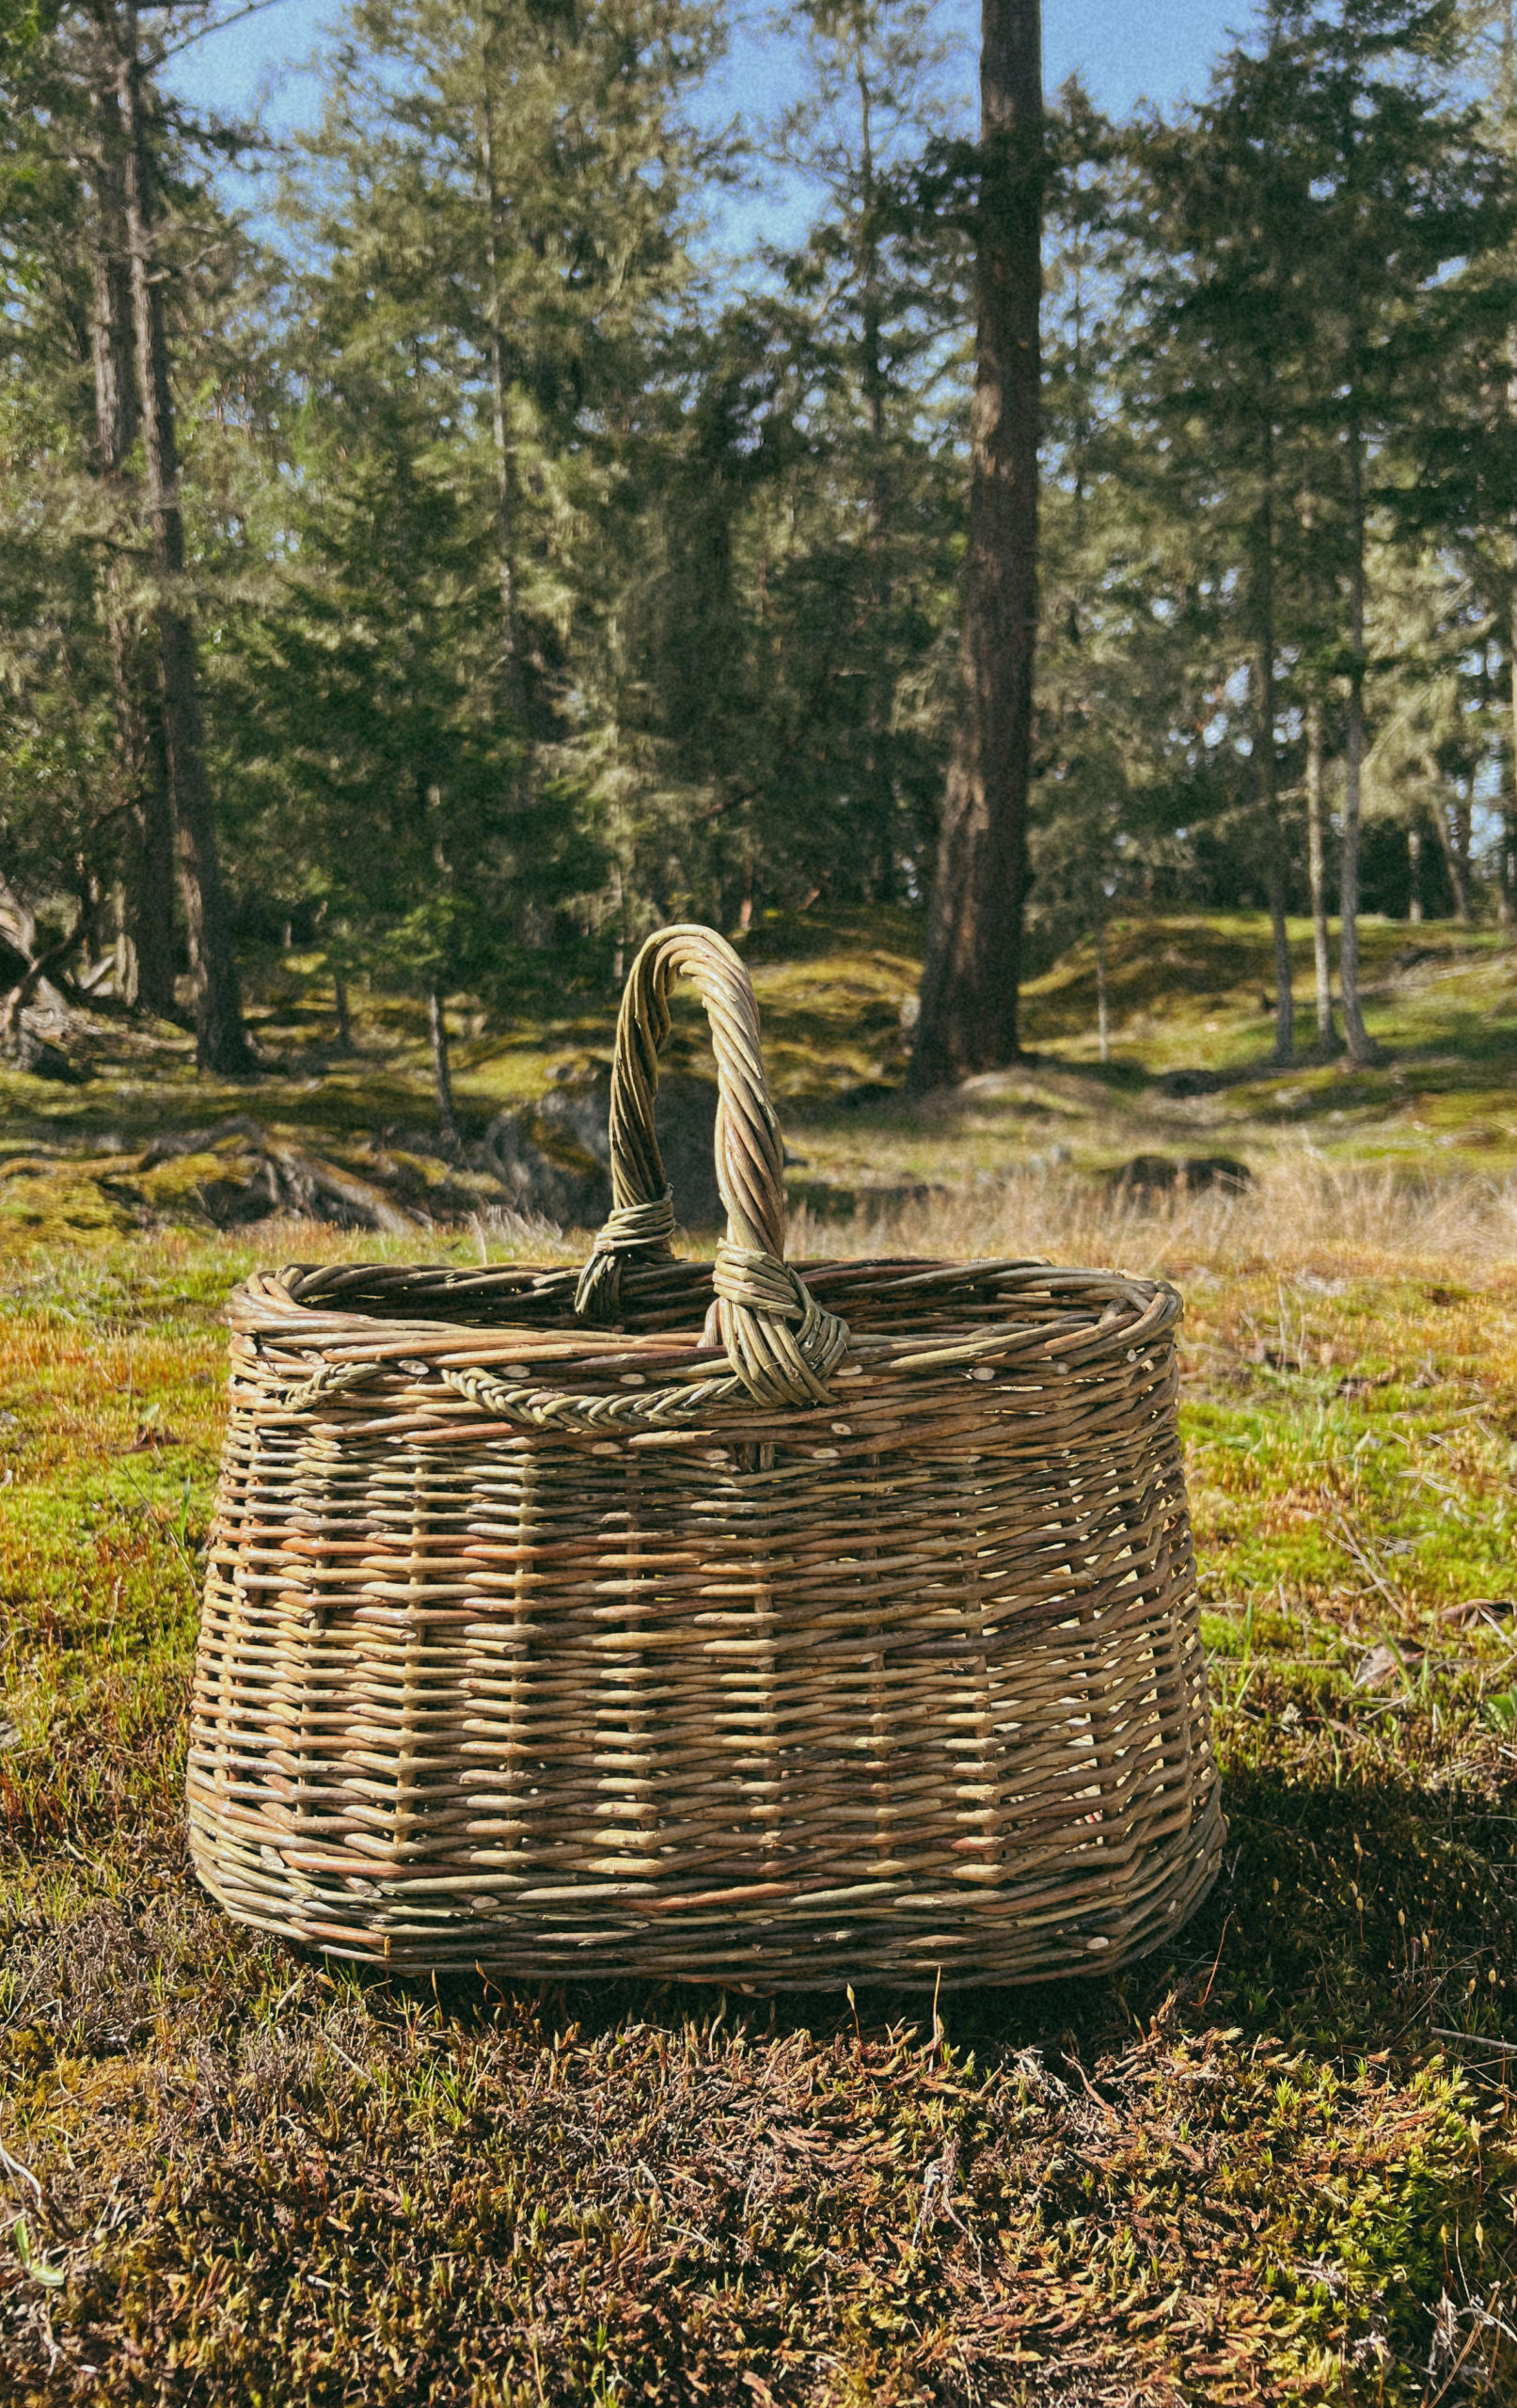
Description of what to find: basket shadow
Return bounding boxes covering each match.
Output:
[936,1740,1516,2065]
[360,1738,1513,2077]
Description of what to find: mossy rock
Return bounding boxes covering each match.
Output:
[0,1161,139,1241]
[481,1072,721,1228]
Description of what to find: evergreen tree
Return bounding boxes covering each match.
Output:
[1266,0,1509,1054]
[211,0,716,1123]
[1132,32,1325,1062]
[0,0,258,1069]
[756,0,966,904]
[1031,86,1202,1019]
[911,0,1042,1087]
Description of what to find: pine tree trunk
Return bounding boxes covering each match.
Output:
[856,43,894,904]
[108,622,176,1014]
[1340,698,1371,1058]
[1266,861,1293,1066]
[83,50,176,1017]
[117,4,250,1075]
[429,986,459,1150]
[333,971,354,1054]
[1408,825,1423,925]
[1095,913,1109,1062]
[1431,792,1472,923]
[910,0,1041,1088]
[1256,434,1293,1066]
[1305,698,1337,1050]
[1339,409,1375,1065]
[478,87,525,721]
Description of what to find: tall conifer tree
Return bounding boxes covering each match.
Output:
[910,0,1042,1087]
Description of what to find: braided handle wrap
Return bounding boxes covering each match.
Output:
[575,924,849,1409]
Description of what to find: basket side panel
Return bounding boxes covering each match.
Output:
[188,1340,1223,1983]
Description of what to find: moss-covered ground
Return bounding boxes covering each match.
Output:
[3,911,1517,2402]
[4,910,1516,1238]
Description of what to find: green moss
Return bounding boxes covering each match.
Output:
[5,911,1516,1214]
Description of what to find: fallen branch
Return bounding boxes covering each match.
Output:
[265,1143,419,1235]
[0,893,99,1050]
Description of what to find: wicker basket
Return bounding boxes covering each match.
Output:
[188,925,1224,1988]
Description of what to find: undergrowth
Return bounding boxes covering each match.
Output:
[4,913,1517,1220]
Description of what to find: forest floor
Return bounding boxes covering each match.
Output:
[3,909,1517,2404]
[4,909,1517,1238]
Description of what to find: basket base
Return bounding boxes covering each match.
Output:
[189,1788,1225,1991]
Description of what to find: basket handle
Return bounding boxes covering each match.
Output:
[575,924,848,1408]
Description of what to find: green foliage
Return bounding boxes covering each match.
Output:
[1031,0,1517,988]
[8,0,1517,1033]
[0,2,283,1003]
[205,0,716,1003]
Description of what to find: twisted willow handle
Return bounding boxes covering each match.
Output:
[575,924,848,1408]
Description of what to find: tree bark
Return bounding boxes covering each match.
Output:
[1407,823,1423,924]
[1094,911,1109,1062]
[1304,697,1337,1049]
[81,40,176,1016]
[909,0,1041,1088]
[1265,859,1293,1064]
[333,970,354,1054]
[116,2,251,1074]
[1338,406,1376,1064]
[429,986,459,1150]
[1255,425,1293,1065]
[108,629,176,1014]
[477,84,526,722]
[1430,788,1472,923]
[855,40,895,903]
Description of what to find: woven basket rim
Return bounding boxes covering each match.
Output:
[230,1254,1182,1391]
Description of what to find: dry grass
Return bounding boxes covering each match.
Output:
[796,1154,1517,1289]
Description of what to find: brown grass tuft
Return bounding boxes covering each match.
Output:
[795,1157,1517,1290]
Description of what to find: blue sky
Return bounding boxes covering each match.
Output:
[164,0,1252,248]
[166,0,1251,130]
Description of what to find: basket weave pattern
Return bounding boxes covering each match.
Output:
[189,927,1224,1986]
